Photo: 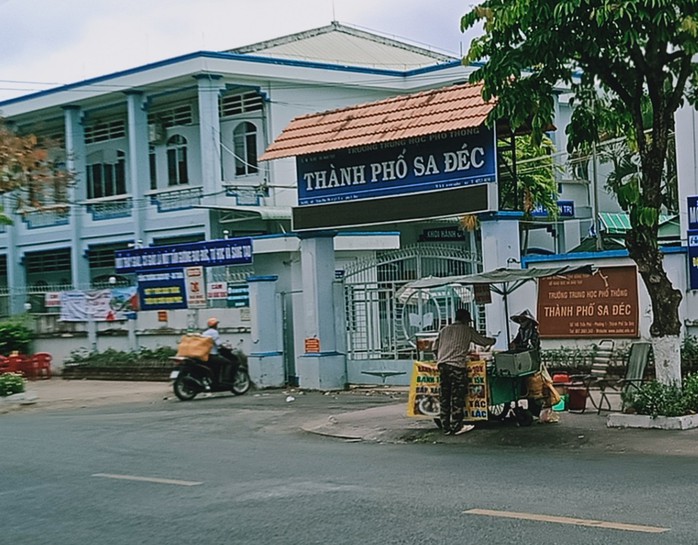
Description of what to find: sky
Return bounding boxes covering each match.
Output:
[0,0,480,102]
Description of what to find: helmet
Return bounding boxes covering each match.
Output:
[207,317,219,327]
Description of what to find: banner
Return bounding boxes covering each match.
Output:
[59,288,138,322]
[137,269,187,310]
[407,360,489,421]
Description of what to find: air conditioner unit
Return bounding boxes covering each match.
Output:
[148,123,165,144]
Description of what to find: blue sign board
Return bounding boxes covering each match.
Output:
[296,127,496,206]
[136,269,188,310]
[115,238,253,273]
[531,200,575,217]
[689,231,698,290]
[688,196,698,231]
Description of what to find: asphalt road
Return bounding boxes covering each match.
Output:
[2,390,697,544]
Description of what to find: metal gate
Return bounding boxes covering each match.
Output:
[342,244,482,360]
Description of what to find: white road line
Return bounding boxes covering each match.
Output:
[464,508,669,534]
[92,473,202,487]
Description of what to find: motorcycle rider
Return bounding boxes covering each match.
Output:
[202,317,238,382]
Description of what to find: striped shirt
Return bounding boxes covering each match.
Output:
[433,321,495,368]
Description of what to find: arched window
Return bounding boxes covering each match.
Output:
[87,149,126,199]
[167,135,189,186]
[233,122,258,176]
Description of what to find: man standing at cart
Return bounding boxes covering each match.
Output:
[433,308,495,436]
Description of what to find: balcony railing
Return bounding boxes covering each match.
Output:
[148,186,203,212]
[19,206,71,229]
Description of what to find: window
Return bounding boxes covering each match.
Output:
[167,135,189,186]
[149,145,157,190]
[220,92,263,117]
[233,122,258,176]
[24,249,71,274]
[87,150,126,199]
[85,120,126,144]
[148,105,193,128]
[88,243,129,269]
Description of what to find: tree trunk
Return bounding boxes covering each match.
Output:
[625,236,683,386]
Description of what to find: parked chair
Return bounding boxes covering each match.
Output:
[7,354,30,378]
[0,355,13,374]
[571,341,653,414]
[569,339,615,413]
[31,352,52,380]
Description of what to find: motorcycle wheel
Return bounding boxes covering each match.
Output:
[173,371,199,401]
[231,369,251,395]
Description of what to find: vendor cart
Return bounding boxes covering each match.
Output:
[404,264,594,426]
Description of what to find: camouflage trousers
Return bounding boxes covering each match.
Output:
[438,363,468,435]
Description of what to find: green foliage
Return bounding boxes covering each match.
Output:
[461,0,695,341]
[0,372,25,397]
[67,346,176,367]
[623,381,687,417]
[0,319,32,355]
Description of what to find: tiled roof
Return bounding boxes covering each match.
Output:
[261,82,495,160]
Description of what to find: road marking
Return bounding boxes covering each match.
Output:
[92,473,202,487]
[464,508,669,534]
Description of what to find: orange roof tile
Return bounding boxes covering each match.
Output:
[261,82,496,160]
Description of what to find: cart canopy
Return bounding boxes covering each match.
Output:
[398,264,595,297]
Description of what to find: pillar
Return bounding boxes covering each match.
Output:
[480,217,522,348]
[195,74,224,211]
[126,91,148,244]
[64,106,90,290]
[296,232,346,390]
[247,275,285,388]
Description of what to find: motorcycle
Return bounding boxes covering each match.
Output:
[170,344,251,401]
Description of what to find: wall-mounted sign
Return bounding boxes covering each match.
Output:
[537,266,639,338]
[207,281,228,300]
[115,238,253,273]
[473,284,492,305]
[688,231,698,290]
[304,337,321,353]
[184,266,207,309]
[296,127,496,206]
[531,200,575,217]
[227,283,250,308]
[136,269,187,310]
[45,292,61,308]
[688,196,698,230]
[418,226,466,242]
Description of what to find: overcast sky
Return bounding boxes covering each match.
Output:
[0,0,479,102]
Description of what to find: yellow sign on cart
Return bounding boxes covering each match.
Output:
[407,360,489,421]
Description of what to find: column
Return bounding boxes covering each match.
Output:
[296,232,346,390]
[480,218,522,348]
[64,106,90,290]
[195,74,225,209]
[126,91,148,244]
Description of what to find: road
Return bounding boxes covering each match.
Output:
[1,390,696,544]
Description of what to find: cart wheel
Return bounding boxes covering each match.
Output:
[515,407,534,427]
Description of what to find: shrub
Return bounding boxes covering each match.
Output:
[622,378,698,418]
[67,346,176,367]
[0,372,26,397]
[0,320,32,355]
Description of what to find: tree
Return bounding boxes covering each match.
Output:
[0,118,71,224]
[462,0,698,386]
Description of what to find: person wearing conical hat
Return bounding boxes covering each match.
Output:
[509,309,540,352]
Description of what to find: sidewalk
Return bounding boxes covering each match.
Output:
[3,379,698,457]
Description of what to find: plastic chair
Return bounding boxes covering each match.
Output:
[0,355,13,374]
[7,355,30,378]
[31,352,52,380]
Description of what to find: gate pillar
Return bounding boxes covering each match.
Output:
[296,231,347,390]
[247,275,285,388]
